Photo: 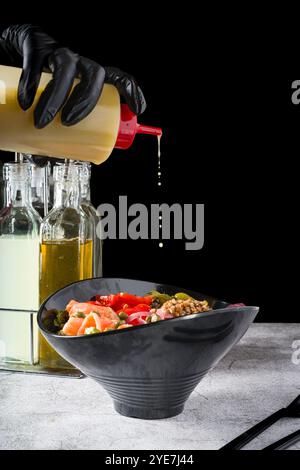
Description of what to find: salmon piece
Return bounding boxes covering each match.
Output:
[66,301,92,316]
[67,301,119,318]
[77,305,119,335]
[77,312,96,335]
[65,300,119,335]
[66,301,102,317]
[91,306,119,323]
[77,312,104,335]
[65,299,78,314]
[62,316,84,336]
[77,307,119,335]
[97,316,116,331]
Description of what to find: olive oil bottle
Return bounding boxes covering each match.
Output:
[39,162,93,368]
[39,239,93,303]
[77,162,103,277]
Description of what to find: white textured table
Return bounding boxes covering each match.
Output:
[0,324,299,450]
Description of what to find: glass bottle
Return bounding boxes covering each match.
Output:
[0,160,4,209]
[0,162,41,365]
[39,162,93,368]
[30,162,52,218]
[77,162,103,277]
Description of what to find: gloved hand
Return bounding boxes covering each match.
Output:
[0,24,146,130]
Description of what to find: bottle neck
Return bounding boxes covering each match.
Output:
[80,180,91,203]
[5,179,31,208]
[53,180,81,208]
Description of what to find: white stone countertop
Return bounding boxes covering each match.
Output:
[0,323,299,450]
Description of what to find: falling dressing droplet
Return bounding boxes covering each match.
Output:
[157,134,162,187]
[156,133,164,248]
[157,134,161,167]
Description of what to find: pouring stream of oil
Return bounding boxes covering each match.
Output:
[157,135,162,187]
[157,134,164,248]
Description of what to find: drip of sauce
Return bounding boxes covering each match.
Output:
[157,134,162,187]
[157,135,164,248]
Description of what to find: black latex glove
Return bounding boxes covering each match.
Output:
[0,24,146,130]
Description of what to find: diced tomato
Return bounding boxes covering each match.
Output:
[117,293,153,306]
[117,303,151,316]
[94,294,119,308]
[94,293,153,311]
[129,318,147,326]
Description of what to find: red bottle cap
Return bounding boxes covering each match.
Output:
[115,104,162,150]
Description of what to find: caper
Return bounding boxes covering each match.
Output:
[118,311,128,320]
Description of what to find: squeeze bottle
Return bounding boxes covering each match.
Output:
[0,65,162,164]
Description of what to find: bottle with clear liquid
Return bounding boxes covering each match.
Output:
[0,161,4,209]
[39,162,93,368]
[0,162,41,365]
[77,162,103,277]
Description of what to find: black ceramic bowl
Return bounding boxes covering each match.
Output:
[38,278,259,419]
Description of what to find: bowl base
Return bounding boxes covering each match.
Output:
[114,401,184,419]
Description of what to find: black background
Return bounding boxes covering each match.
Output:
[0,9,296,323]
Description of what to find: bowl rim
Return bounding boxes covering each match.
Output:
[37,276,260,340]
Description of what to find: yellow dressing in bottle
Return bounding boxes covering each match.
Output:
[39,239,93,368]
[0,65,120,164]
[39,163,94,368]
